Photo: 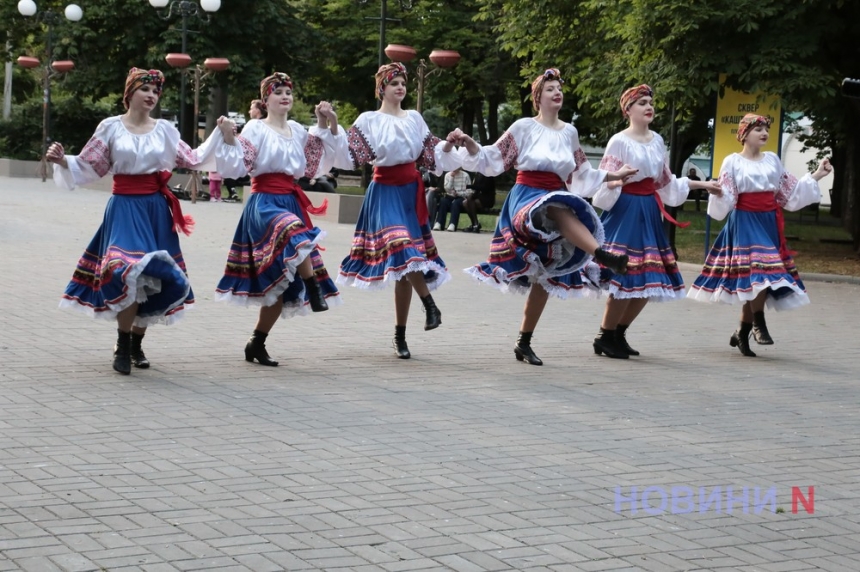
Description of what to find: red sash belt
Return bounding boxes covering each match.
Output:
[622,178,689,228]
[251,172,328,227]
[112,172,195,236]
[516,170,565,191]
[373,163,428,226]
[737,191,793,259]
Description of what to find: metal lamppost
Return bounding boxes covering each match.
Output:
[384,44,460,115]
[148,0,221,144]
[16,0,82,182]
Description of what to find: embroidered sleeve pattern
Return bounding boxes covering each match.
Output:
[776,171,799,207]
[599,154,624,173]
[175,140,199,169]
[304,134,324,178]
[347,126,375,170]
[572,147,589,173]
[656,162,673,189]
[496,132,518,172]
[417,133,442,171]
[236,135,258,172]
[719,171,739,203]
[78,137,112,177]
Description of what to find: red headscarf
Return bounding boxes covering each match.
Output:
[736,113,771,143]
[375,62,407,101]
[123,68,164,110]
[531,68,564,112]
[620,84,653,116]
[260,72,293,109]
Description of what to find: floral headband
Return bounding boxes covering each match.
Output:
[736,113,771,143]
[260,72,294,108]
[375,62,407,101]
[123,67,164,110]
[620,84,653,116]
[531,68,564,111]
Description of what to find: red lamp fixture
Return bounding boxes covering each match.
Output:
[203,57,229,72]
[51,60,75,73]
[17,56,40,69]
[165,53,192,68]
[429,50,460,69]
[384,44,417,63]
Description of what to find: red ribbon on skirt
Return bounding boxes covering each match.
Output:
[737,191,794,260]
[113,171,195,236]
[373,163,427,226]
[516,170,565,191]
[622,178,690,228]
[251,172,328,228]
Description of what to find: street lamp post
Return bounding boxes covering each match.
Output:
[384,44,460,115]
[149,0,221,144]
[16,0,82,181]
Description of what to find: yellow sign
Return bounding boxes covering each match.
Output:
[712,74,782,178]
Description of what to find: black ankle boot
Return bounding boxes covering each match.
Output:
[113,329,132,375]
[421,294,442,331]
[752,311,774,345]
[593,248,629,275]
[245,329,279,366]
[514,331,543,366]
[616,324,639,356]
[303,276,329,312]
[130,332,150,369]
[729,322,757,357]
[593,327,629,359]
[393,325,410,359]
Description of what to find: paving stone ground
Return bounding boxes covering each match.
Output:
[2,177,860,572]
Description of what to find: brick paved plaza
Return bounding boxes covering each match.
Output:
[2,177,860,571]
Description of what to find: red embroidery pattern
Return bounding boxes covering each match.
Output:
[78,137,111,177]
[417,133,442,171]
[496,132,518,172]
[237,136,257,172]
[719,171,739,203]
[656,163,673,189]
[599,154,623,172]
[776,171,798,207]
[304,134,324,178]
[175,140,198,169]
[347,126,375,170]
[573,147,588,172]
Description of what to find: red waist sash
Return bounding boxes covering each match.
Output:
[737,191,793,259]
[112,172,195,236]
[516,170,565,191]
[622,178,689,228]
[250,173,328,227]
[373,163,428,226]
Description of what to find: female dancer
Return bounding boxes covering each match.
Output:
[456,68,636,366]
[215,72,344,367]
[585,84,721,359]
[45,67,241,374]
[333,62,460,359]
[687,114,831,356]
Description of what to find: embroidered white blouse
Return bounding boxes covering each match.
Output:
[52,116,240,190]
[218,119,343,180]
[458,118,607,195]
[333,110,460,175]
[589,132,690,211]
[708,152,821,220]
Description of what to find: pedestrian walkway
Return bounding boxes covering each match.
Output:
[1,177,859,571]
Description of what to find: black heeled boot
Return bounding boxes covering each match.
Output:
[593,327,629,359]
[752,311,774,345]
[729,322,757,357]
[130,332,150,369]
[245,329,279,366]
[303,276,329,312]
[421,294,442,331]
[593,248,629,275]
[616,324,639,356]
[514,331,543,366]
[113,329,132,375]
[393,325,411,359]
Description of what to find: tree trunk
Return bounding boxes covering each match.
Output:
[460,100,475,137]
[519,84,531,118]
[474,98,488,144]
[487,90,502,142]
[205,84,229,139]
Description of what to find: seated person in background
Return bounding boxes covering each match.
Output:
[422,166,441,224]
[311,168,338,193]
[433,167,471,232]
[463,172,496,232]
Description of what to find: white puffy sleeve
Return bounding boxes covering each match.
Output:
[654,155,691,207]
[460,128,518,177]
[567,129,607,197]
[708,155,739,221]
[775,158,821,211]
[53,118,114,190]
[591,135,625,210]
[188,128,246,177]
[305,125,344,179]
[333,114,374,171]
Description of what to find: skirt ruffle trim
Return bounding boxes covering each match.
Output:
[464,262,604,300]
[337,259,451,292]
[607,283,686,302]
[686,279,810,311]
[59,250,192,327]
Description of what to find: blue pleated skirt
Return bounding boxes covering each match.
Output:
[687,209,809,310]
[60,192,194,327]
[465,184,605,299]
[215,191,340,318]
